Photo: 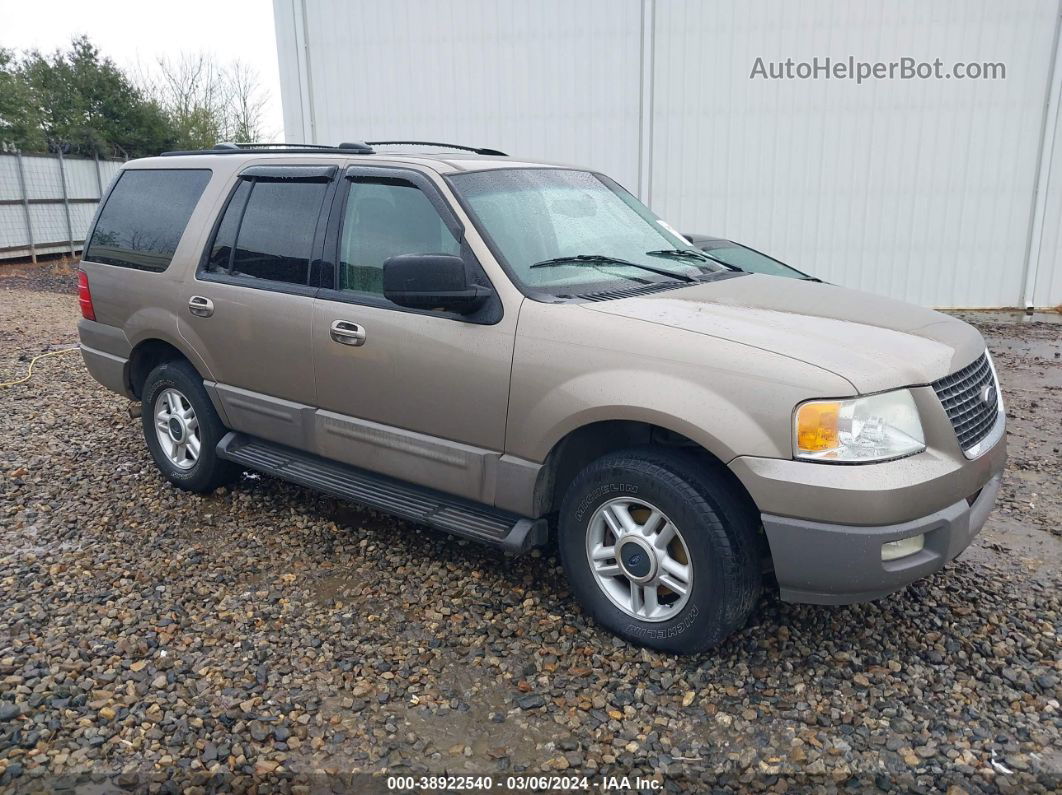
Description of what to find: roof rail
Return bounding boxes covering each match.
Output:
[366,140,508,156]
[158,140,507,158]
[160,141,376,157]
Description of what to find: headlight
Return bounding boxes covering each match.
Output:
[794,389,925,463]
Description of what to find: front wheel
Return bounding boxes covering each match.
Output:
[558,448,761,654]
[141,359,237,493]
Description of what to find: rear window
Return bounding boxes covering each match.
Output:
[85,169,211,272]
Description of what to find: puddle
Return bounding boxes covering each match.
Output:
[399,683,565,774]
[966,515,1062,584]
[309,570,364,603]
[975,319,1062,388]
[950,309,1062,325]
[316,667,567,775]
[2,522,85,558]
[989,331,1062,365]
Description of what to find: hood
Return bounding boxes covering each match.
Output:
[582,275,985,393]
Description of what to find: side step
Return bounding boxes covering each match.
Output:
[216,433,547,554]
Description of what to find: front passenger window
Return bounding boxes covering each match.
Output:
[338,178,461,295]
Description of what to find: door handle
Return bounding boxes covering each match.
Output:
[188,296,214,318]
[330,320,366,346]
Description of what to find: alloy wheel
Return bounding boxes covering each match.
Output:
[153,387,201,470]
[585,497,693,622]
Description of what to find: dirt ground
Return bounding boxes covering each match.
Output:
[1,261,1059,792]
[952,311,1062,580]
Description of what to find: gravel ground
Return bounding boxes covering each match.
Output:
[1,264,1060,793]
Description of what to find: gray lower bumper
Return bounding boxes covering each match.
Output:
[762,473,1002,605]
[80,344,132,399]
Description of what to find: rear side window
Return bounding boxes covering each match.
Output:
[204,178,327,286]
[85,169,211,272]
[206,181,251,272]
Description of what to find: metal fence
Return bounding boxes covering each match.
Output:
[0,152,125,262]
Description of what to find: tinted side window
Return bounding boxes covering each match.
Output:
[339,178,460,295]
[205,179,327,286]
[206,180,251,273]
[85,169,211,271]
[230,180,326,285]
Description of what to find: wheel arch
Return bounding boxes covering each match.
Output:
[533,419,761,522]
[126,336,209,400]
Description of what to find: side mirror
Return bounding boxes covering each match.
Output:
[382,254,492,314]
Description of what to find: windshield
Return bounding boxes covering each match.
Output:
[448,168,724,295]
[696,241,807,279]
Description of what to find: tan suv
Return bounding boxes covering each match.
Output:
[77,141,1006,653]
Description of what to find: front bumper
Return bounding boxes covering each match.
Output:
[762,471,1001,604]
[735,389,1007,604]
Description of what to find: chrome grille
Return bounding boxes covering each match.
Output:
[932,353,999,451]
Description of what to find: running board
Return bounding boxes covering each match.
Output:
[216,433,547,554]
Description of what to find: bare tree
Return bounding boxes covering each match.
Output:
[225,61,267,143]
[139,53,268,148]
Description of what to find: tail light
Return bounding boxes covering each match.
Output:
[77,270,96,321]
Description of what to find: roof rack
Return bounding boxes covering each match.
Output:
[160,141,376,157]
[158,140,508,158]
[367,140,508,156]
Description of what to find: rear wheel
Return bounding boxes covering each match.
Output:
[141,359,237,493]
[558,448,761,654]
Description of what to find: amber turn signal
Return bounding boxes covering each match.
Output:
[795,401,841,452]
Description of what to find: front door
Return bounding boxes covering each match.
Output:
[311,167,517,501]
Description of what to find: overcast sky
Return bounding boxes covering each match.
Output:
[0,0,286,140]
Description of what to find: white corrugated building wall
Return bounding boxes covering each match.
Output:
[273,0,1062,309]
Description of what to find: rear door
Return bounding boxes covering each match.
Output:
[178,165,336,450]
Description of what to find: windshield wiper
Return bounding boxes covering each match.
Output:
[648,248,744,273]
[652,248,745,272]
[646,248,713,262]
[529,254,696,283]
